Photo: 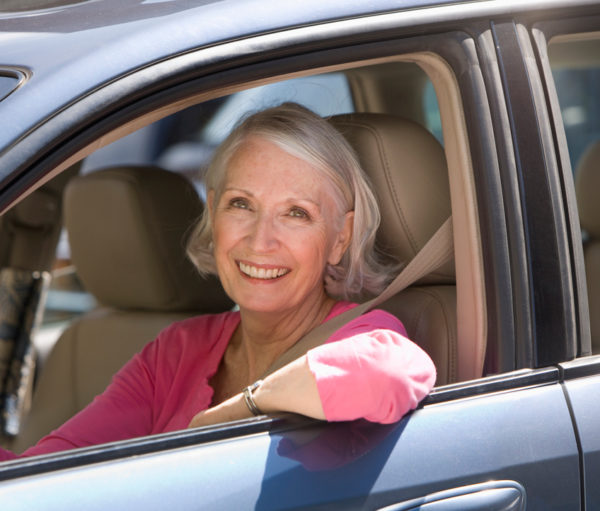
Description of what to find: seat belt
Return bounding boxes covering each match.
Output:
[262,216,453,377]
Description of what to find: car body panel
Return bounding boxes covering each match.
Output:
[0,378,580,509]
[560,357,600,510]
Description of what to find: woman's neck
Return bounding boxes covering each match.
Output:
[234,293,336,381]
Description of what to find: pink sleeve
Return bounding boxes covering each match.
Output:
[306,309,436,424]
[0,332,164,460]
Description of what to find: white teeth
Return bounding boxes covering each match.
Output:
[239,262,289,280]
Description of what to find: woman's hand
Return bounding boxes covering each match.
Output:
[188,355,326,429]
[188,393,251,428]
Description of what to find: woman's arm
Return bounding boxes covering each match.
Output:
[189,314,436,427]
[188,355,324,428]
[306,328,436,423]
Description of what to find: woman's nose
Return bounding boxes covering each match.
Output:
[246,213,279,251]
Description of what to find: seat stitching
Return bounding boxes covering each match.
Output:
[339,119,418,255]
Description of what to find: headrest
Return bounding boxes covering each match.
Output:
[576,140,600,238]
[64,166,233,312]
[330,113,454,283]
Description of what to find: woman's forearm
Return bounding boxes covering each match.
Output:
[188,355,324,429]
[252,355,325,419]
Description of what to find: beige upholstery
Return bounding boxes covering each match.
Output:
[331,114,457,384]
[576,140,600,353]
[13,166,232,452]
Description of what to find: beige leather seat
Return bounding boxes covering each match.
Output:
[13,166,232,452]
[331,113,457,385]
[575,140,600,353]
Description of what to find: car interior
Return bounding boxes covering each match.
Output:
[0,54,487,454]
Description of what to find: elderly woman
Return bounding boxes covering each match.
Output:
[1,103,435,460]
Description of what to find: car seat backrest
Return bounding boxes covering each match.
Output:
[13,166,232,453]
[575,140,600,353]
[330,113,458,384]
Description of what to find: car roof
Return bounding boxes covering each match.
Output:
[0,0,587,190]
[0,0,473,78]
[0,0,466,173]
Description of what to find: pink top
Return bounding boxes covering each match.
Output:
[1,301,435,460]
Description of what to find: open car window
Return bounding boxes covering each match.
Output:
[36,64,445,363]
[3,54,470,460]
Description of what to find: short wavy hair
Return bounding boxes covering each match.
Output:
[187,102,396,300]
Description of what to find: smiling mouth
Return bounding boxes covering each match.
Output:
[238,261,290,280]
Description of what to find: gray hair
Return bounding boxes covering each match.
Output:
[187,102,396,300]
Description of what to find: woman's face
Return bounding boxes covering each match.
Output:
[210,136,353,315]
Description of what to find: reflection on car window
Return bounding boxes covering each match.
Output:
[201,74,354,146]
[82,73,354,176]
[550,35,600,354]
[550,38,600,171]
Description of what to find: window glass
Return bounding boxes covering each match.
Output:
[549,35,600,354]
[423,80,443,144]
[549,37,600,172]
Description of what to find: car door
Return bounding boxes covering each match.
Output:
[0,1,590,509]
[531,9,600,510]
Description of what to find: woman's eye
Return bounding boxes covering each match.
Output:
[289,207,309,219]
[229,198,249,210]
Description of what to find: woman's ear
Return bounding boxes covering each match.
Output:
[328,211,354,266]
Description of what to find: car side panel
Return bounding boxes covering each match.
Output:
[563,371,600,510]
[0,382,579,510]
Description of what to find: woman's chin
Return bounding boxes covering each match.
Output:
[237,299,293,316]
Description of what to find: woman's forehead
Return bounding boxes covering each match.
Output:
[225,137,324,187]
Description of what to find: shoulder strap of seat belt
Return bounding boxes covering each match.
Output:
[262,216,453,377]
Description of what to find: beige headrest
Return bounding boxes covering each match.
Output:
[64,166,233,312]
[576,140,600,238]
[331,113,453,283]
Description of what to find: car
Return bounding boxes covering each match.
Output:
[0,0,599,508]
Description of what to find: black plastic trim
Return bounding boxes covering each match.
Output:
[425,366,559,404]
[471,22,532,374]
[560,355,600,380]
[491,20,574,367]
[516,21,578,362]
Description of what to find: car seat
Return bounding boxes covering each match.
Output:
[330,113,457,385]
[12,166,233,452]
[575,140,600,353]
